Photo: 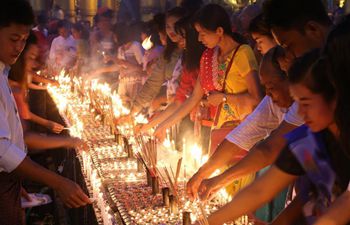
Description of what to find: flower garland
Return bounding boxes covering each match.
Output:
[200,47,227,94]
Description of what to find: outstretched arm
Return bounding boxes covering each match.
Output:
[154,79,204,136]
[203,166,296,225]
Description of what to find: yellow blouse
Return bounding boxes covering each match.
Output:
[216,44,258,128]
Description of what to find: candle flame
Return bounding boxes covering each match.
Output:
[142,35,153,50]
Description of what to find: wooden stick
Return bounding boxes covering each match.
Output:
[198,202,210,225]
[175,158,182,186]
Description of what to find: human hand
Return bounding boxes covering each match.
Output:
[117,114,133,125]
[153,125,167,142]
[207,92,224,107]
[134,124,143,135]
[47,121,64,134]
[70,137,89,152]
[312,218,337,225]
[139,123,153,134]
[21,187,32,202]
[55,177,92,208]
[49,79,60,87]
[198,177,223,201]
[186,171,205,201]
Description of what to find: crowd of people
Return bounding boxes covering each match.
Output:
[0,0,350,224]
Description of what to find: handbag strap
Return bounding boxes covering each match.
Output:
[212,44,241,127]
[222,44,241,93]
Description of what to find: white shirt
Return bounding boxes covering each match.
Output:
[0,61,26,172]
[49,35,76,68]
[142,45,163,71]
[32,26,48,37]
[226,96,304,150]
[117,41,144,65]
[166,57,183,99]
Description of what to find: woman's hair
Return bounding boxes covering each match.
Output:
[57,19,70,30]
[248,13,273,38]
[193,4,246,44]
[323,15,350,156]
[140,20,162,47]
[163,7,187,62]
[288,49,335,103]
[72,22,89,40]
[152,13,166,34]
[9,32,38,89]
[263,46,287,79]
[113,23,139,46]
[175,15,205,72]
[0,0,34,28]
[180,0,203,14]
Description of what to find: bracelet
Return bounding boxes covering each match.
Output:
[222,94,227,103]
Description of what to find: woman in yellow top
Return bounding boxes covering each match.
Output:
[154,4,263,196]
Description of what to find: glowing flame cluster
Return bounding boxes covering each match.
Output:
[142,35,153,50]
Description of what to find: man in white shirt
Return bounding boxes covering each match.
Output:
[0,1,90,224]
[49,19,76,71]
[187,46,304,199]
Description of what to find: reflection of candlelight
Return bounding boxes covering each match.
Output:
[142,35,153,50]
[47,65,257,225]
[134,114,148,124]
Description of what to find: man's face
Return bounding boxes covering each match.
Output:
[259,61,293,108]
[0,23,31,65]
[58,27,69,38]
[272,27,317,57]
[98,16,112,32]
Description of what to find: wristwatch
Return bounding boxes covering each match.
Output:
[222,94,227,103]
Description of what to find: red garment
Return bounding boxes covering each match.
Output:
[199,48,219,119]
[174,68,198,103]
[10,84,30,120]
[199,47,224,94]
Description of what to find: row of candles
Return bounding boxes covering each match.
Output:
[47,70,255,225]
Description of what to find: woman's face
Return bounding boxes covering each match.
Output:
[24,44,39,73]
[290,83,336,132]
[158,31,167,46]
[177,28,186,49]
[166,15,181,43]
[251,33,277,55]
[194,23,220,49]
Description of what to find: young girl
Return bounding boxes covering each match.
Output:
[195,50,350,225]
